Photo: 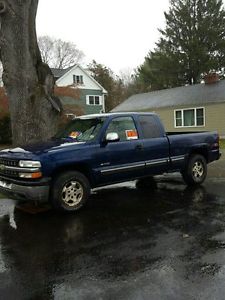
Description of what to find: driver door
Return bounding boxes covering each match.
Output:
[98,116,146,184]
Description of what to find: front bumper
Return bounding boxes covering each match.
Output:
[0,176,50,202]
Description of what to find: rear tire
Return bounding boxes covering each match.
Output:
[51,171,90,212]
[182,154,207,186]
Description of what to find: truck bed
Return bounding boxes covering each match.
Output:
[166,131,220,166]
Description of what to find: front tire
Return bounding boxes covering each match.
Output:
[182,154,207,186]
[51,171,90,212]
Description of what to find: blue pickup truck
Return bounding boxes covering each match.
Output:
[0,112,221,212]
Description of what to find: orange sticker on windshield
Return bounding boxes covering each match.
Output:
[126,130,138,140]
[69,131,80,139]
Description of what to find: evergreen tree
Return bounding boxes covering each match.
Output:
[137,0,225,90]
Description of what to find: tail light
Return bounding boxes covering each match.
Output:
[211,134,220,149]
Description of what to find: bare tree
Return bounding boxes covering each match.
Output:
[119,68,135,86]
[0,0,61,145]
[37,35,54,66]
[38,36,84,69]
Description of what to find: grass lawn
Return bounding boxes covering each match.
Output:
[220,139,225,149]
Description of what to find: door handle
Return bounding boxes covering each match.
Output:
[136,144,144,150]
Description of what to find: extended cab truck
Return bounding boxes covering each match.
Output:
[0,113,221,212]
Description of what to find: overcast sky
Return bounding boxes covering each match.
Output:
[36,0,170,74]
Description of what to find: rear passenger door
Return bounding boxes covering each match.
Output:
[138,115,169,175]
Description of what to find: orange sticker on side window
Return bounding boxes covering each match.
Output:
[126,130,138,140]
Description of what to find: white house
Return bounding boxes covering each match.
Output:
[52,64,107,115]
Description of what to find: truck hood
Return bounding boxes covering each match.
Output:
[0,138,86,159]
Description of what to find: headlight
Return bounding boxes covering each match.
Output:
[19,172,42,179]
[19,160,41,168]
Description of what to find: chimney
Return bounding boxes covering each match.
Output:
[204,73,220,84]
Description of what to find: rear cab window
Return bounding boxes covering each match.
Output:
[139,115,163,139]
[105,116,139,141]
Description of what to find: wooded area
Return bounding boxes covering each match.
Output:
[136,0,225,90]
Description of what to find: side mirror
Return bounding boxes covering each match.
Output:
[105,132,120,143]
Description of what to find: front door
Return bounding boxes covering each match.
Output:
[98,116,145,184]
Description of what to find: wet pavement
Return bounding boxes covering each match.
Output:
[1,171,225,299]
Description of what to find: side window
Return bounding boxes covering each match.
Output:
[139,115,162,139]
[106,117,138,141]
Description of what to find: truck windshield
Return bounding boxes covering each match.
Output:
[55,117,106,142]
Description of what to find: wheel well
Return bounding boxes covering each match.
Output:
[51,164,93,187]
[188,148,208,162]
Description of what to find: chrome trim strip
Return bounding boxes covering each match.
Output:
[101,163,145,174]
[146,158,169,166]
[2,166,40,172]
[171,158,185,162]
[171,155,185,162]
[101,155,186,175]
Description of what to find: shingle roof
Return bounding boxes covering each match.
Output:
[51,66,73,79]
[112,80,225,112]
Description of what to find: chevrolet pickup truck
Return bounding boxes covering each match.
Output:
[0,112,221,212]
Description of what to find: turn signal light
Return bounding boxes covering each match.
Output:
[19,172,42,179]
[31,172,42,179]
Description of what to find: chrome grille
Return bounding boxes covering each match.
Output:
[0,169,19,177]
[0,159,18,167]
[0,158,19,178]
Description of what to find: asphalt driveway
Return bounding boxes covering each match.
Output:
[0,156,224,299]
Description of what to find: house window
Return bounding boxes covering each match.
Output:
[175,108,205,127]
[73,75,83,85]
[87,95,101,106]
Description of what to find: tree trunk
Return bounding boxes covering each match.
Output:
[0,0,61,145]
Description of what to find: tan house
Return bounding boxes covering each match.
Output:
[112,75,225,137]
